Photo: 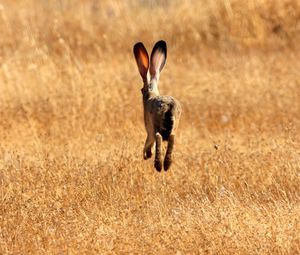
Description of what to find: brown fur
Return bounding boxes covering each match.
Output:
[134,41,181,171]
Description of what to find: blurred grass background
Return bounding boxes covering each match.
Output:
[0,0,300,254]
[1,0,299,58]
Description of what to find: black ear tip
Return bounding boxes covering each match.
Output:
[133,42,142,51]
[157,40,167,45]
[134,42,144,47]
[155,40,167,49]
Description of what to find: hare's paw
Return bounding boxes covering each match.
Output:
[163,157,172,171]
[143,149,152,160]
[154,159,162,172]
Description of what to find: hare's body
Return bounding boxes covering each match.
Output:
[133,40,181,171]
[143,95,180,141]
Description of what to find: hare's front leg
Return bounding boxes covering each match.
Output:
[143,135,155,160]
[164,134,174,171]
[154,132,163,171]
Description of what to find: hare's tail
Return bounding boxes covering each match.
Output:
[161,105,175,141]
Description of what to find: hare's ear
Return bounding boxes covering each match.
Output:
[150,40,167,79]
[133,42,149,82]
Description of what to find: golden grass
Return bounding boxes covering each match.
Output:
[1,0,300,254]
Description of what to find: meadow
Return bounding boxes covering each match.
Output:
[0,0,300,254]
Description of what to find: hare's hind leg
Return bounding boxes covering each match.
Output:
[144,135,155,160]
[154,132,163,171]
[164,134,175,171]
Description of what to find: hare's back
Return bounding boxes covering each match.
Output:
[148,96,180,140]
[147,96,179,115]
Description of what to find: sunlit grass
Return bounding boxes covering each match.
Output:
[0,0,300,254]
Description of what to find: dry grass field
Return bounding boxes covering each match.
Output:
[1,0,300,254]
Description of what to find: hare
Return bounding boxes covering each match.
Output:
[133,40,181,171]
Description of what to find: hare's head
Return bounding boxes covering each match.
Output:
[133,40,167,98]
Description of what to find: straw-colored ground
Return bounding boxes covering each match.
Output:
[1,0,300,254]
